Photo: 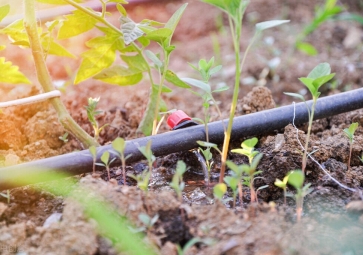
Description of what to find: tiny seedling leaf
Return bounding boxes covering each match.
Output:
[250,153,263,170]
[213,183,227,200]
[89,145,97,157]
[287,170,304,190]
[112,137,126,154]
[274,178,286,188]
[242,137,258,150]
[144,28,172,44]
[138,213,151,226]
[283,92,306,102]
[312,73,335,88]
[100,151,110,165]
[296,42,318,56]
[256,20,290,31]
[224,176,238,191]
[307,63,331,79]
[176,160,187,176]
[197,141,218,148]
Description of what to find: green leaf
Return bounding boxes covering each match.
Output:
[287,170,304,190]
[202,0,248,20]
[213,183,227,200]
[296,42,317,56]
[58,10,98,39]
[89,145,97,157]
[165,3,188,33]
[307,63,331,79]
[101,151,110,165]
[209,65,222,75]
[212,86,229,93]
[242,137,258,150]
[224,176,238,191]
[312,73,335,88]
[0,4,10,23]
[298,77,316,96]
[0,58,31,84]
[116,3,127,17]
[109,0,129,3]
[42,39,76,58]
[226,160,242,176]
[75,35,123,84]
[144,50,162,68]
[112,137,126,154]
[2,19,29,44]
[176,160,187,176]
[94,66,143,86]
[256,20,290,31]
[283,92,306,102]
[250,153,263,170]
[144,28,172,44]
[197,141,218,148]
[348,122,359,135]
[121,54,149,72]
[165,70,190,88]
[274,178,286,188]
[181,78,211,94]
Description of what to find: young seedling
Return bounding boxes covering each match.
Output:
[197,141,223,185]
[343,122,359,170]
[85,97,108,141]
[169,160,187,201]
[89,145,97,175]
[128,169,151,195]
[358,154,363,164]
[224,174,239,208]
[295,0,342,55]
[96,151,115,181]
[177,237,202,255]
[202,0,289,183]
[112,137,132,185]
[0,190,10,204]
[231,137,259,164]
[137,213,159,232]
[213,182,227,202]
[285,63,335,173]
[183,57,228,142]
[287,170,313,222]
[138,140,156,184]
[58,132,69,143]
[274,174,289,205]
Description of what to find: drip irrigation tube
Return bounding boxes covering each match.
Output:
[1,88,363,190]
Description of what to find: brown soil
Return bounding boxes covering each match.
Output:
[1,0,363,254]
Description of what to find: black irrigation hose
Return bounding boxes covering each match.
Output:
[1,88,363,190]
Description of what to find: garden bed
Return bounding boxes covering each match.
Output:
[0,0,363,254]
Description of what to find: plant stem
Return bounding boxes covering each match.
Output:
[121,157,126,185]
[24,0,98,148]
[348,143,352,171]
[302,99,316,173]
[0,90,61,108]
[152,50,170,135]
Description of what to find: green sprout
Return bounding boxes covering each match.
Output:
[183,57,227,143]
[224,174,239,208]
[112,137,132,185]
[85,97,108,141]
[202,0,289,183]
[96,151,115,181]
[213,182,227,202]
[285,63,335,173]
[58,132,69,143]
[287,170,313,222]
[89,145,97,175]
[343,122,359,170]
[129,170,151,195]
[358,154,363,164]
[136,213,159,232]
[169,160,187,201]
[138,140,156,184]
[274,175,289,205]
[295,0,342,55]
[197,141,223,185]
[230,137,265,203]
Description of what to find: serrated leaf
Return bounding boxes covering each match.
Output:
[181,77,211,94]
[120,16,144,45]
[0,58,31,84]
[94,66,143,86]
[36,0,83,4]
[75,35,123,84]
[144,50,162,68]
[296,42,317,56]
[58,10,97,39]
[165,70,190,88]
[308,63,331,79]
[2,19,29,43]
[0,4,10,22]
[256,20,290,31]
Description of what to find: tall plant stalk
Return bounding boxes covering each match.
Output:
[24,0,98,148]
